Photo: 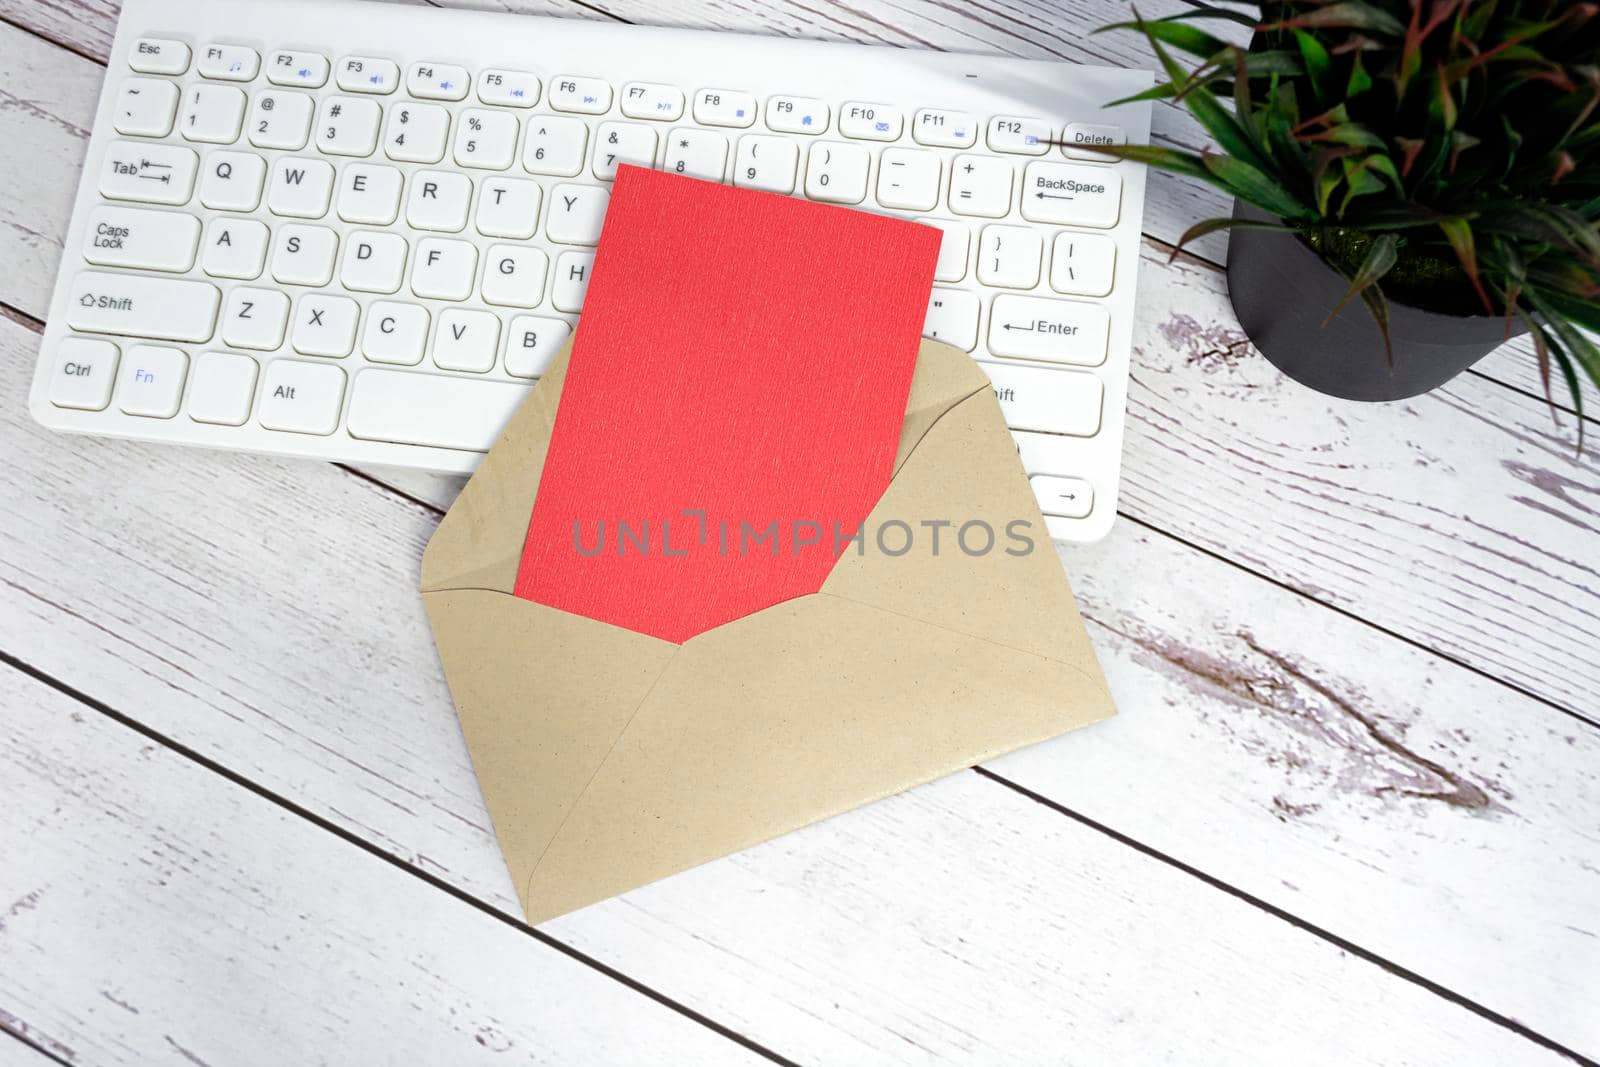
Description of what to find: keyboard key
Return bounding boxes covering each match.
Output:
[475,178,542,238]
[199,151,266,210]
[453,108,519,170]
[337,163,403,224]
[411,237,478,300]
[692,89,756,128]
[1030,474,1094,519]
[913,108,977,148]
[478,69,540,107]
[201,217,269,279]
[98,141,198,205]
[249,90,315,150]
[481,244,548,307]
[384,102,451,163]
[976,224,1042,289]
[83,205,200,272]
[663,128,728,181]
[220,286,290,350]
[267,157,335,218]
[340,230,408,293]
[408,62,470,101]
[316,96,383,156]
[198,44,261,82]
[839,102,902,141]
[130,37,189,75]
[114,78,178,137]
[875,147,941,211]
[804,141,869,204]
[987,294,1109,365]
[431,308,501,373]
[545,184,609,245]
[923,219,969,283]
[549,75,612,114]
[362,300,429,364]
[67,272,219,342]
[593,122,657,180]
[949,155,1013,217]
[258,360,346,436]
[337,55,400,94]
[987,116,1051,155]
[405,170,472,231]
[347,369,530,451]
[982,361,1103,437]
[180,84,247,143]
[292,294,361,356]
[1061,123,1126,161]
[117,344,188,418]
[922,288,979,351]
[1049,232,1116,297]
[505,316,572,378]
[766,95,828,134]
[48,338,119,411]
[621,82,685,121]
[267,50,330,88]
[271,224,339,286]
[187,351,258,426]
[552,250,594,311]
[734,135,797,193]
[1021,162,1122,228]
[523,117,588,176]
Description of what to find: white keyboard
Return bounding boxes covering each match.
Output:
[29,0,1153,541]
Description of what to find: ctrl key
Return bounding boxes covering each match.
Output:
[49,337,120,410]
[258,359,346,436]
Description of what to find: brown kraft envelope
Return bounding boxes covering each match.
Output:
[421,336,1116,923]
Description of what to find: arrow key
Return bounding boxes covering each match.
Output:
[1029,474,1095,519]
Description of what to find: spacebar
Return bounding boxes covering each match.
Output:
[347,369,533,452]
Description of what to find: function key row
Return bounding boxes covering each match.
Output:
[128,38,1126,157]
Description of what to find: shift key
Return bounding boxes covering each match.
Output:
[988,294,1108,366]
[67,272,220,343]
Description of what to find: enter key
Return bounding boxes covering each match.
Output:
[988,294,1109,366]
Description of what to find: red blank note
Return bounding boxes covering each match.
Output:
[513,165,940,643]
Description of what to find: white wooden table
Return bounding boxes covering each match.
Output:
[2,1,1597,1064]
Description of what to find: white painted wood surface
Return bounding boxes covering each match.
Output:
[1,0,1597,1063]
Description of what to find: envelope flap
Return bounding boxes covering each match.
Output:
[824,375,1107,678]
[419,344,573,595]
[422,586,677,899]
[420,338,992,596]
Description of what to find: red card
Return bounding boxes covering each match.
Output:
[513,165,940,643]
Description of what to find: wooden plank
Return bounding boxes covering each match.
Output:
[2,311,1596,1058]
[0,1032,61,1067]
[1,667,1577,1067]
[1116,245,1600,718]
[5,15,1596,717]
[0,670,769,1067]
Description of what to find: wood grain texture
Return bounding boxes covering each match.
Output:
[1,10,1594,717]
[0,663,1578,1067]
[0,670,771,1067]
[0,1031,61,1067]
[1,299,1595,1056]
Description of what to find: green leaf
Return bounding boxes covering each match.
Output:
[1325,233,1399,323]
[1098,17,1231,60]
[1170,214,1299,258]
[1346,50,1374,97]
[1140,20,1277,175]
[1265,2,1407,38]
[1544,330,1586,451]
[1203,154,1315,219]
[1438,217,1494,313]
[1338,157,1387,215]
[1295,30,1333,106]
[1078,143,1210,179]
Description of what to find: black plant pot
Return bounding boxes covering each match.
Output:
[1224,201,1524,401]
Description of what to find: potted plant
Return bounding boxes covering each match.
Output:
[1095,0,1599,416]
